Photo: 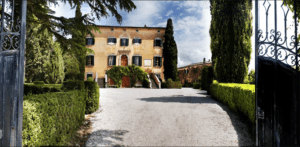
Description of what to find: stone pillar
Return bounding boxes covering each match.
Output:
[105,74,107,88]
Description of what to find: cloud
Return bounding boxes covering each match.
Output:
[166,10,173,17]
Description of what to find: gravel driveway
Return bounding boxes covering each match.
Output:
[85,88,255,146]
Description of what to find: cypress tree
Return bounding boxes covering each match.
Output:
[210,0,252,83]
[163,18,179,81]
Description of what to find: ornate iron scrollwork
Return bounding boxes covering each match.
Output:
[0,0,21,52]
[258,0,300,68]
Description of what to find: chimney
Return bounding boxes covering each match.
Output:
[203,58,206,64]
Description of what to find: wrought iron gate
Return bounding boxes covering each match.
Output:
[255,0,300,146]
[0,0,27,146]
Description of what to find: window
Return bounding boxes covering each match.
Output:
[107,37,117,44]
[120,38,129,46]
[136,30,139,32]
[154,38,162,47]
[86,38,94,45]
[86,55,94,66]
[87,74,93,79]
[123,29,126,32]
[132,56,142,66]
[153,57,162,67]
[111,28,114,31]
[132,38,142,44]
[158,30,160,32]
[185,69,189,74]
[108,56,116,66]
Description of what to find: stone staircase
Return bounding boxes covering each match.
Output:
[150,77,159,89]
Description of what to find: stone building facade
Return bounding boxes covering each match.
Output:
[85,25,166,88]
[178,58,212,85]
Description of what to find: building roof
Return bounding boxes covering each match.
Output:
[178,61,212,69]
[96,25,166,29]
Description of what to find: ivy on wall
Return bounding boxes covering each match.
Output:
[106,65,148,88]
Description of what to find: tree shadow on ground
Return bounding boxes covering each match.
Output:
[85,129,129,147]
[138,94,255,146]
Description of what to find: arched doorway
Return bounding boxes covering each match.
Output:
[121,55,128,66]
[121,55,130,87]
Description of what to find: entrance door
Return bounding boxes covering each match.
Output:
[121,55,128,66]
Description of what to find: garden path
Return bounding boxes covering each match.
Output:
[85,88,254,146]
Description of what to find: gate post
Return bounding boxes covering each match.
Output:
[255,0,259,145]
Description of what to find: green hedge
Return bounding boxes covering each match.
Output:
[193,83,201,89]
[63,80,84,91]
[24,83,63,95]
[22,90,86,146]
[201,66,214,94]
[84,81,100,114]
[166,78,182,89]
[183,82,193,87]
[161,82,167,88]
[33,81,45,85]
[210,80,255,124]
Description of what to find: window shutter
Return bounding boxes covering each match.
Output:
[126,39,129,46]
[139,39,142,44]
[114,38,117,43]
[153,57,156,66]
[132,39,135,44]
[139,56,142,66]
[86,56,89,65]
[107,56,109,66]
[91,56,94,65]
[132,56,135,65]
[86,38,88,45]
[107,38,110,43]
[154,40,156,46]
[120,39,123,46]
[92,38,95,45]
[160,40,163,46]
[159,57,162,66]
[113,56,116,65]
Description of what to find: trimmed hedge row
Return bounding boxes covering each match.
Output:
[210,80,255,124]
[161,82,167,88]
[22,90,86,146]
[84,81,100,114]
[183,82,193,87]
[24,83,63,95]
[193,83,201,89]
[63,80,85,91]
[166,78,182,88]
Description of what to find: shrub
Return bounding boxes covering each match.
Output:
[22,90,86,146]
[87,77,93,82]
[166,78,182,89]
[161,82,167,88]
[175,77,180,81]
[193,83,201,89]
[24,83,63,95]
[210,80,255,124]
[201,66,214,94]
[33,81,45,85]
[63,80,84,91]
[142,78,150,88]
[84,81,100,114]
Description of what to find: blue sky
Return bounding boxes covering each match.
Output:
[51,1,299,73]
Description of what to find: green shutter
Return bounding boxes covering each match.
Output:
[139,56,142,66]
[113,56,116,65]
[132,56,135,65]
[91,56,94,65]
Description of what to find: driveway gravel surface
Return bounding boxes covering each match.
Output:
[85,88,255,146]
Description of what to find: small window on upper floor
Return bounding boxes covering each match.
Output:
[158,30,160,33]
[111,28,114,31]
[154,38,162,47]
[132,56,142,66]
[86,55,94,66]
[120,38,129,46]
[153,56,162,67]
[107,37,117,44]
[136,30,139,32]
[86,38,94,45]
[132,37,142,45]
[108,55,116,66]
[123,29,126,32]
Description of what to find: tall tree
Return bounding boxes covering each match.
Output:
[163,18,179,81]
[209,0,252,83]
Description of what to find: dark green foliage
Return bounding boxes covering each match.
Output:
[87,77,94,82]
[63,53,80,81]
[244,70,255,84]
[22,90,86,146]
[201,66,214,94]
[166,78,182,89]
[33,81,45,85]
[107,66,128,88]
[63,80,85,91]
[193,83,201,89]
[210,0,253,83]
[24,83,63,95]
[210,80,255,124]
[163,18,179,81]
[183,82,193,87]
[84,81,100,114]
[175,77,180,81]
[285,1,300,45]
[161,82,167,88]
[142,78,150,88]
